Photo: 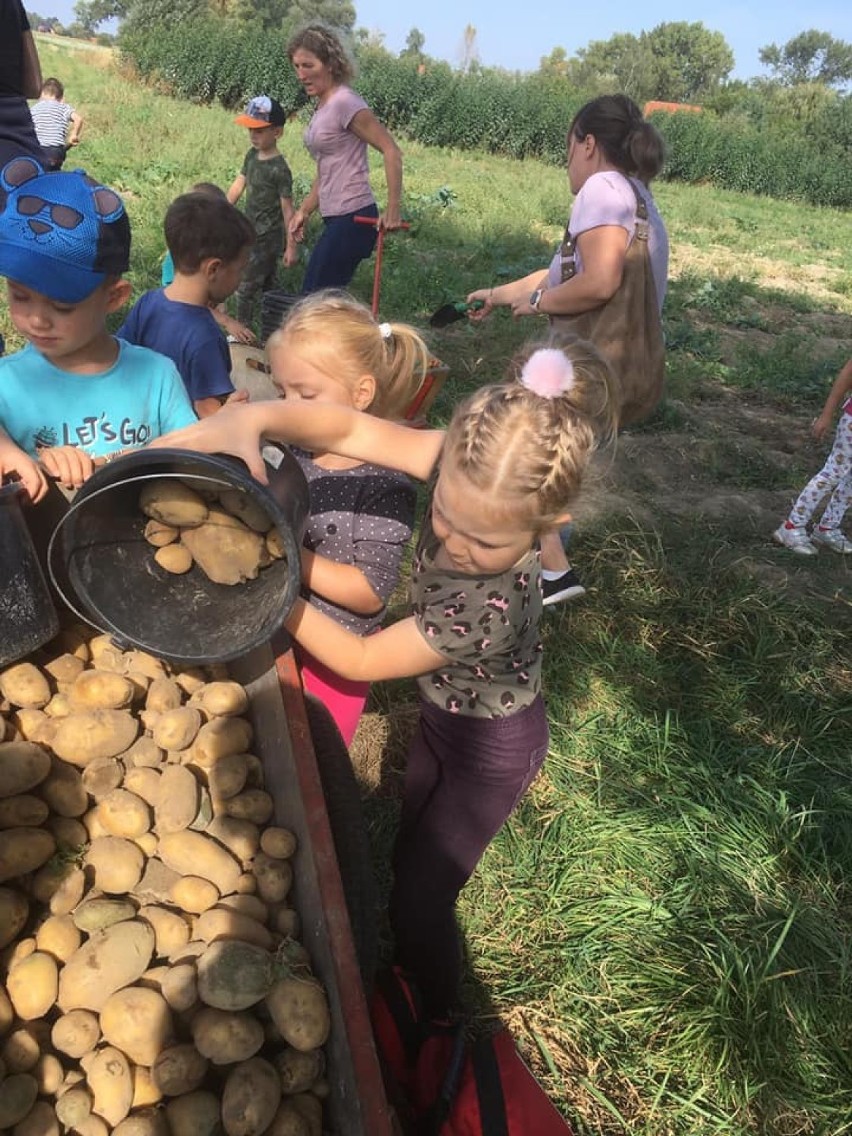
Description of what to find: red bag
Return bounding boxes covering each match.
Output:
[371,968,574,1136]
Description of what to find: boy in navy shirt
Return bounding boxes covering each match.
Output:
[118,191,255,417]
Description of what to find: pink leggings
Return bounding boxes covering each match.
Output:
[295,645,370,747]
[788,412,852,530]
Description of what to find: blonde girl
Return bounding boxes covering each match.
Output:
[153,334,618,1016]
[266,291,429,744]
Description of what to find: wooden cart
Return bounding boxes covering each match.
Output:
[232,638,396,1136]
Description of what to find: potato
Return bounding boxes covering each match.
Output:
[0,1074,39,1128]
[197,940,273,1011]
[123,766,162,807]
[98,788,151,838]
[51,1009,101,1058]
[207,816,260,863]
[57,920,156,1012]
[0,664,50,709]
[197,681,250,718]
[265,977,330,1052]
[54,1085,93,1129]
[144,518,180,547]
[35,1051,64,1096]
[73,897,136,934]
[38,759,88,817]
[71,670,135,710]
[174,668,206,696]
[145,678,182,714]
[124,651,167,682]
[88,1045,133,1126]
[11,709,53,745]
[138,905,191,958]
[191,1006,265,1065]
[156,543,194,574]
[170,875,219,914]
[158,831,241,895]
[35,913,81,961]
[272,1047,324,1095]
[218,489,272,534]
[0,741,51,797]
[131,1065,163,1109]
[0,986,12,1036]
[224,789,274,827]
[193,717,253,767]
[113,1112,170,1136]
[217,894,267,923]
[6,951,58,1020]
[76,1116,110,1136]
[48,864,86,916]
[100,986,174,1066]
[0,888,29,950]
[181,510,265,586]
[266,529,285,561]
[52,710,139,766]
[1,1025,41,1073]
[155,765,199,834]
[270,905,300,940]
[250,852,293,904]
[166,1090,222,1136]
[206,752,249,803]
[85,836,145,894]
[151,1043,208,1096]
[260,827,297,860]
[159,962,198,1013]
[45,815,87,853]
[45,652,86,685]
[120,736,164,769]
[289,1093,322,1136]
[82,758,124,800]
[140,479,208,529]
[220,1056,281,1136]
[0,827,55,884]
[264,1103,310,1136]
[12,1098,59,1136]
[152,708,202,753]
[194,907,273,950]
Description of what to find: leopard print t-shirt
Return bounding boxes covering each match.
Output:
[410,512,544,718]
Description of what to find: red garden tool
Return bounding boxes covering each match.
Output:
[353,214,411,317]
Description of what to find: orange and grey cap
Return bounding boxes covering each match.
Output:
[234,95,286,129]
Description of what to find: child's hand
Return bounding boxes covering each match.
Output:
[812,411,833,441]
[0,442,49,504]
[223,388,250,407]
[39,445,95,490]
[150,405,268,483]
[218,312,257,345]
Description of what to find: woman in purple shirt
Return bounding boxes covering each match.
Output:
[287,24,404,292]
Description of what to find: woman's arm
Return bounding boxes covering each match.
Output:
[151,401,445,485]
[467,270,549,320]
[286,599,446,682]
[289,177,320,242]
[526,226,629,318]
[348,109,403,229]
[300,549,383,615]
[20,30,42,98]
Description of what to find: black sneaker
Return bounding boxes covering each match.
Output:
[542,569,586,606]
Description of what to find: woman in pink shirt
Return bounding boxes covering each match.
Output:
[287,24,404,292]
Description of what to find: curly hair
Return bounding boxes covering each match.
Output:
[442,334,619,530]
[287,24,355,85]
[266,290,429,421]
[570,94,665,185]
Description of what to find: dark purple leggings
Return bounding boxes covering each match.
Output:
[388,695,549,1016]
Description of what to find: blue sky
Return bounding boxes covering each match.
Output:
[41,0,852,81]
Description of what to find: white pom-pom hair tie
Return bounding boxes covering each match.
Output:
[379,322,392,339]
[519,348,575,399]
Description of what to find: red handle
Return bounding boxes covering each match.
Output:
[353,215,411,230]
[352,217,410,317]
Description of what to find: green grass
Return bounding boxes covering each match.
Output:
[7,40,852,1136]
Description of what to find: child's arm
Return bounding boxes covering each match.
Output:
[151,401,445,486]
[210,305,256,345]
[37,446,95,491]
[286,598,446,683]
[227,175,246,205]
[288,177,319,243]
[813,358,852,440]
[0,430,48,503]
[281,196,299,268]
[68,110,83,146]
[300,550,383,616]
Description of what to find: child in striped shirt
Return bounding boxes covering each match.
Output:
[30,77,83,170]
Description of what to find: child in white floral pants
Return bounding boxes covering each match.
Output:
[774,358,852,556]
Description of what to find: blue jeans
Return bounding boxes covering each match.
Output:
[302,204,378,293]
[389,694,549,1015]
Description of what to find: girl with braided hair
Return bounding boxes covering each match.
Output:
[153,333,619,1016]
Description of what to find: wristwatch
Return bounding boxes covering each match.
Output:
[529,288,545,313]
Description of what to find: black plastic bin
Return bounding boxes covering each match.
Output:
[0,483,60,666]
[260,290,301,345]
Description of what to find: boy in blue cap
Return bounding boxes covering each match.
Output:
[0,157,196,495]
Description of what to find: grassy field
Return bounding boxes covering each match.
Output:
[6,38,852,1136]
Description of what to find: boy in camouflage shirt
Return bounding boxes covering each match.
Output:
[228,96,299,330]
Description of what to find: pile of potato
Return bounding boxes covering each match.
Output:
[0,629,329,1136]
[139,480,286,586]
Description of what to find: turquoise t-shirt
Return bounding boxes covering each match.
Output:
[0,340,196,458]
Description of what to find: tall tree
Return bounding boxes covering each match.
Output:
[641,21,734,102]
[401,27,425,60]
[759,30,852,87]
[571,32,657,101]
[459,24,478,73]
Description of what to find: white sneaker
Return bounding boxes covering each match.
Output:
[773,524,817,556]
[811,527,852,554]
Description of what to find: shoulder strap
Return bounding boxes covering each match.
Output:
[470,1035,511,1136]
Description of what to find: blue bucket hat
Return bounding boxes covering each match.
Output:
[0,157,131,303]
